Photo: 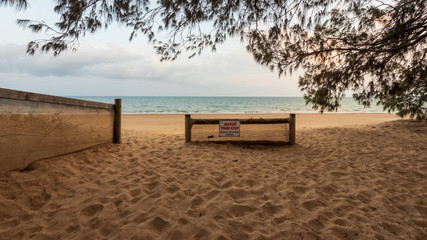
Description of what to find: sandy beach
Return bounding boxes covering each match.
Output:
[0,113,426,239]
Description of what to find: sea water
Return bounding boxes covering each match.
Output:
[70,96,388,114]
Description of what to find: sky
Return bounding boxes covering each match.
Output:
[0,1,303,97]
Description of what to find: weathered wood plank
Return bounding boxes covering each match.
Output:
[185,114,192,143]
[192,140,290,146]
[0,88,114,109]
[289,114,296,145]
[192,118,290,125]
[113,98,122,144]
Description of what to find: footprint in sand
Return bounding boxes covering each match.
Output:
[89,218,103,229]
[146,180,160,190]
[190,196,205,209]
[302,200,326,212]
[65,224,81,233]
[99,222,119,237]
[80,204,103,217]
[225,188,249,199]
[219,181,233,189]
[320,184,338,195]
[380,221,402,235]
[244,179,257,188]
[330,171,348,178]
[148,216,170,233]
[262,202,282,215]
[211,172,227,183]
[193,228,210,239]
[28,192,51,211]
[308,218,325,231]
[205,189,220,200]
[0,219,20,228]
[107,179,119,186]
[293,186,310,194]
[333,218,350,227]
[165,185,180,195]
[330,226,360,240]
[273,215,290,224]
[130,188,141,198]
[169,227,186,239]
[18,213,34,221]
[355,191,373,204]
[229,204,257,217]
[332,204,353,216]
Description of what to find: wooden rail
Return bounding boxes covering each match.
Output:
[185,114,296,145]
[0,87,113,109]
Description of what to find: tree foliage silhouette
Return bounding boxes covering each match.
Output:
[2,0,426,118]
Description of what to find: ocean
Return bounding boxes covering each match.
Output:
[71,96,388,114]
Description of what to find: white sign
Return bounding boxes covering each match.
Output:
[219,121,240,137]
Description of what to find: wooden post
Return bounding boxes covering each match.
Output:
[289,114,296,145]
[185,114,192,143]
[113,98,122,144]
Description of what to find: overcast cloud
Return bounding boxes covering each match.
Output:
[0,42,303,96]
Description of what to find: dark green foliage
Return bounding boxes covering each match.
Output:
[3,0,426,119]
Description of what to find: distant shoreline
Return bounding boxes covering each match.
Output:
[71,96,389,114]
[121,111,395,115]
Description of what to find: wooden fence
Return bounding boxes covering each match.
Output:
[185,114,296,145]
[0,88,121,175]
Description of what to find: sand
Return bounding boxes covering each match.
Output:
[0,113,426,239]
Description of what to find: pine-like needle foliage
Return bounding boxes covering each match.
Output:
[2,0,426,119]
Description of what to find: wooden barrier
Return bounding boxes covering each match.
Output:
[114,98,122,144]
[185,114,296,145]
[0,88,121,175]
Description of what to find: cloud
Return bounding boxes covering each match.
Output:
[0,44,164,79]
[0,42,302,96]
[0,43,236,83]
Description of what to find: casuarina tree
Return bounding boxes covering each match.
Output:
[2,0,426,119]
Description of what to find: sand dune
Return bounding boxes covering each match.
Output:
[0,114,426,239]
